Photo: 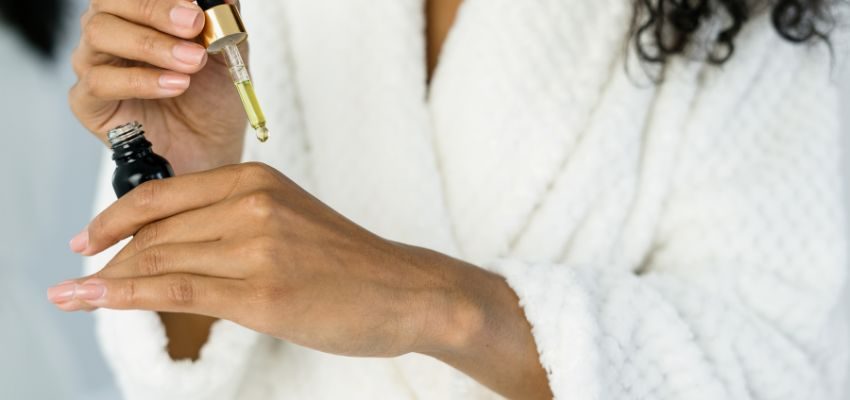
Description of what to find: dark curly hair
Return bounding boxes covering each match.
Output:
[0,0,838,64]
[632,0,838,64]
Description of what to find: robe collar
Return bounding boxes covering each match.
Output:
[246,0,637,262]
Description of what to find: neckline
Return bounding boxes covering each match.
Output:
[425,0,465,84]
[425,0,470,97]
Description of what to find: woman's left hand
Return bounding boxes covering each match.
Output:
[48,162,552,399]
[49,162,474,357]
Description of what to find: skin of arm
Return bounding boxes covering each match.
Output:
[49,163,553,400]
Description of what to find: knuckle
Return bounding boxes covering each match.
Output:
[79,11,90,30]
[89,0,104,13]
[127,69,146,92]
[133,223,160,251]
[139,247,167,276]
[242,162,272,174]
[132,180,162,209]
[118,279,137,306]
[167,276,196,306]
[71,49,87,77]
[83,13,106,45]
[82,69,102,96]
[137,0,159,22]
[136,32,159,57]
[241,162,278,184]
[240,190,278,220]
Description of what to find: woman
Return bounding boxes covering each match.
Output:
[49,0,848,398]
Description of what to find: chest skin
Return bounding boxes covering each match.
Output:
[426,0,464,81]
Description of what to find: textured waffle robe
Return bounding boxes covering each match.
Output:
[84,0,850,399]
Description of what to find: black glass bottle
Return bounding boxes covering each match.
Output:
[108,122,174,198]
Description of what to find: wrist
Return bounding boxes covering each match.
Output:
[403,247,493,357]
[395,246,553,399]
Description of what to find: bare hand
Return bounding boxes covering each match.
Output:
[70,0,247,173]
[48,163,553,398]
[49,163,470,356]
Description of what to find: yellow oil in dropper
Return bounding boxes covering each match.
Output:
[223,45,269,143]
[235,80,269,142]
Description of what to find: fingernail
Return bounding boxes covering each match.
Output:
[170,4,203,30]
[159,73,190,90]
[76,281,107,302]
[173,43,207,66]
[69,229,89,253]
[47,282,77,303]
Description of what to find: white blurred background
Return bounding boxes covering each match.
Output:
[0,1,848,399]
[0,1,116,398]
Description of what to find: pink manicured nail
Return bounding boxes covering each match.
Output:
[170,4,203,30]
[47,282,77,303]
[76,281,107,301]
[172,43,207,66]
[159,73,190,90]
[69,229,89,253]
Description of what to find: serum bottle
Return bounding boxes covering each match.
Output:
[108,122,174,198]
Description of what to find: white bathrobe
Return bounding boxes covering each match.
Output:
[84,0,850,399]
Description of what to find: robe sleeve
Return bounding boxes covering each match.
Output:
[488,36,849,400]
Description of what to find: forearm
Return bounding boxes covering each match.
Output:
[408,247,553,399]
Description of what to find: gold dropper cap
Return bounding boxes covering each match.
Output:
[201,4,247,53]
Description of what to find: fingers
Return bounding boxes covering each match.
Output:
[81,163,277,255]
[108,196,259,265]
[50,275,244,318]
[74,64,191,101]
[82,13,208,74]
[70,38,111,78]
[70,0,208,134]
[48,282,99,313]
[68,64,190,130]
[89,0,204,39]
[99,241,249,280]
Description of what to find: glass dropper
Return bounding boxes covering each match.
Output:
[222,45,269,142]
[198,0,270,143]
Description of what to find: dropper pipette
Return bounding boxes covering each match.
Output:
[222,44,269,142]
[198,0,270,143]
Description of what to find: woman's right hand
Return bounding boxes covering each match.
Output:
[70,0,247,174]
